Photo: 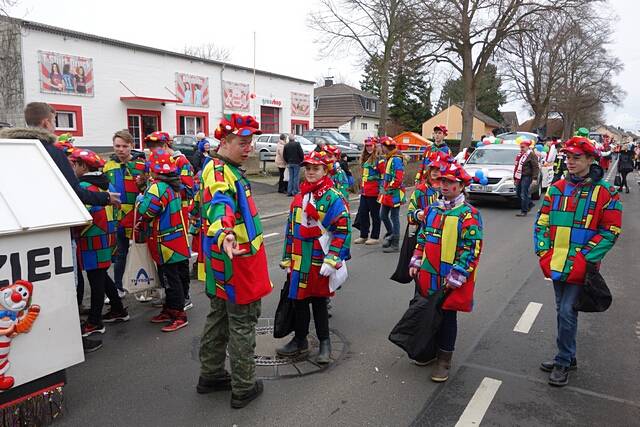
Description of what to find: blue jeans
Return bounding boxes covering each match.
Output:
[287,164,300,195]
[114,227,130,291]
[380,205,400,237]
[553,281,581,367]
[516,175,533,213]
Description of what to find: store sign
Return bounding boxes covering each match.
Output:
[291,92,310,117]
[38,50,94,97]
[260,97,283,108]
[176,73,209,107]
[223,81,250,112]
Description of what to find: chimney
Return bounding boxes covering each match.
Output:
[324,77,334,87]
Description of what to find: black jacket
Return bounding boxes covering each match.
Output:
[617,149,634,173]
[79,172,111,191]
[0,127,110,206]
[283,140,304,165]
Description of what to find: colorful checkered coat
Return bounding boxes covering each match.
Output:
[201,157,272,304]
[534,177,622,285]
[76,176,117,271]
[282,178,351,300]
[378,151,406,207]
[329,163,350,201]
[412,201,483,312]
[103,152,147,237]
[173,152,195,216]
[360,157,385,197]
[414,144,450,185]
[137,180,190,265]
[407,183,439,225]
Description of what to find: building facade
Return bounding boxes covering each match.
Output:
[1,18,314,149]
[422,104,501,141]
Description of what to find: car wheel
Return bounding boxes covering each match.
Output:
[531,174,543,200]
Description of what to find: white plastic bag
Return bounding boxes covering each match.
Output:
[123,241,159,294]
[283,166,290,182]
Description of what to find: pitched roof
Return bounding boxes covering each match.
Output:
[500,111,519,127]
[314,83,378,99]
[314,91,380,119]
[313,116,353,128]
[518,117,564,136]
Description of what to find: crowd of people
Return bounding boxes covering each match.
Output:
[0,102,624,409]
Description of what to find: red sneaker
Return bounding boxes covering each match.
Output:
[81,322,106,337]
[150,309,173,323]
[161,316,188,332]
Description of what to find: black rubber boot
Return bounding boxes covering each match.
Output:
[382,233,393,248]
[316,339,332,364]
[276,337,309,357]
[383,235,400,253]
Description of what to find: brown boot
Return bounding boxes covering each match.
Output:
[431,349,453,382]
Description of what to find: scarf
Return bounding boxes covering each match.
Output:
[298,175,333,239]
[514,150,531,180]
[435,193,466,211]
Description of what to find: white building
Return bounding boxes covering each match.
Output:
[1,18,314,149]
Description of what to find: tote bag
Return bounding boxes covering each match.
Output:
[390,224,417,284]
[273,278,295,338]
[123,209,159,294]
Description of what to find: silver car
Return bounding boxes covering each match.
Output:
[253,134,315,154]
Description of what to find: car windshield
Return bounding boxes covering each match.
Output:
[466,148,518,165]
[329,131,349,143]
[296,136,315,145]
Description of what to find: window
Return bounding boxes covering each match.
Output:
[176,110,209,136]
[374,123,379,130]
[363,98,377,112]
[260,106,280,133]
[291,120,309,135]
[127,109,161,149]
[314,97,319,110]
[269,136,280,143]
[257,136,269,142]
[361,123,368,130]
[50,104,83,136]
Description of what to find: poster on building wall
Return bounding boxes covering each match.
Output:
[291,92,310,117]
[38,50,94,96]
[176,73,209,107]
[223,81,250,112]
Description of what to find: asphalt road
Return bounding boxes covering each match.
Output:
[59,174,640,427]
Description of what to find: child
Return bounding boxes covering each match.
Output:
[136,148,191,332]
[407,152,448,226]
[354,137,384,245]
[409,161,483,383]
[277,151,351,364]
[70,149,129,338]
[323,144,350,201]
[378,136,406,253]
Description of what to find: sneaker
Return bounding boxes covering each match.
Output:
[103,308,130,323]
[104,296,110,305]
[548,364,570,387]
[540,358,577,373]
[231,380,264,409]
[184,299,194,311]
[82,337,103,353]
[161,317,188,332]
[136,291,153,303]
[81,321,105,337]
[353,237,367,244]
[150,310,173,323]
[365,238,380,245]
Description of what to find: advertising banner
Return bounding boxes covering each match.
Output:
[223,81,250,112]
[291,92,310,117]
[39,50,94,96]
[176,73,209,107]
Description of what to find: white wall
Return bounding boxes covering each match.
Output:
[350,117,379,143]
[21,29,314,147]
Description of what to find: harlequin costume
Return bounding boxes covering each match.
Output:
[136,149,191,331]
[534,136,622,380]
[70,149,128,335]
[324,144,350,201]
[277,150,351,363]
[407,153,449,226]
[408,161,483,381]
[354,137,385,243]
[378,136,406,252]
[414,124,451,185]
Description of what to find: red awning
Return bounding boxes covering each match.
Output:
[120,96,180,103]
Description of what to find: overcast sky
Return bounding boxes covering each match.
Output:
[10,0,639,131]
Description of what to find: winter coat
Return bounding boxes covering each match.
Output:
[378,150,406,207]
[201,155,272,304]
[275,140,287,168]
[172,151,195,218]
[534,165,622,285]
[282,176,351,300]
[407,183,439,225]
[329,162,350,201]
[283,140,305,165]
[103,151,147,237]
[360,157,385,197]
[617,149,635,173]
[0,127,110,206]
[136,177,190,266]
[414,143,450,185]
[75,173,117,271]
[412,198,483,312]
[515,150,540,179]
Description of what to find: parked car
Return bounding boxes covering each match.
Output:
[303,134,361,161]
[303,129,364,151]
[463,143,547,203]
[172,134,219,166]
[0,122,12,129]
[253,134,316,155]
[495,131,553,188]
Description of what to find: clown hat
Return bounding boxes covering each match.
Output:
[364,136,378,146]
[149,149,178,174]
[302,151,328,166]
[323,144,341,156]
[54,134,75,155]
[433,124,448,136]
[379,136,395,147]
[69,148,105,169]
[562,136,600,158]
[428,151,451,170]
[439,161,472,186]
[214,114,262,140]
[144,131,172,147]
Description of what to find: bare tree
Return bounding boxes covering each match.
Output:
[183,42,232,62]
[416,0,589,147]
[0,1,23,126]
[309,0,419,136]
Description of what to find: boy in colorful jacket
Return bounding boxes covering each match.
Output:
[534,136,622,387]
[324,144,350,201]
[70,149,129,339]
[407,152,448,226]
[136,149,191,332]
[278,151,351,364]
[354,137,385,244]
[378,136,406,253]
[409,161,483,383]
[198,115,271,409]
[414,124,451,185]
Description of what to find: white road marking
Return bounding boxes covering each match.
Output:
[605,158,619,182]
[513,302,543,334]
[263,232,280,238]
[455,377,502,427]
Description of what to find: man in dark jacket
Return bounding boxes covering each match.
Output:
[514,139,540,217]
[283,134,305,196]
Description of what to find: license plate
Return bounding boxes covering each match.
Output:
[470,184,489,192]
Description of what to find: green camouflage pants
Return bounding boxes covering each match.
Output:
[199,296,261,394]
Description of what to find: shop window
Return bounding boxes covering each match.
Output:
[176,110,209,136]
[50,104,83,137]
[361,123,368,130]
[291,120,309,135]
[260,106,280,134]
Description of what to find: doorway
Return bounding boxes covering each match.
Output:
[127,109,161,149]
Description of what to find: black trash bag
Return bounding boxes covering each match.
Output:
[614,174,622,187]
[353,210,362,231]
[273,278,295,338]
[573,263,612,312]
[390,224,418,284]
[388,288,445,363]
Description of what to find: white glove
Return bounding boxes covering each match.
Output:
[319,263,336,277]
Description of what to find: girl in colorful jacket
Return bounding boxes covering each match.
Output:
[409,161,483,383]
[378,136,406,253]
[407,152,449,226]
[414,124,451,185]
[136,149,191,332]
[277,151,351,365]
[324,144,350,201]
[354,137,385,245]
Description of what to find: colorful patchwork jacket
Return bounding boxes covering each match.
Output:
[407,183,439,225]
[172,151,195,216]
[360,157,385,197]
[201,156,272,304]
[329,162,350,201]
[411,197,483,312]
[136,178,190,265]
[75,173,117,271]
[414,143,450,185]
[103,151,147,237]
[377,150,406,207]
[534,171,622,285]
[281,176,351,300]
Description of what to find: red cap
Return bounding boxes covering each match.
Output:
[69,148,105,169]
[364,136,377,146]
[562,136,600,158]
[519,139,533,147]
[428,151,451,170]
[379,136,395,147]
[54,140,75,155]
[214,114,262,140]
[323,144,341,156]
[144,131,172,146]
[149,149,178,174]
[439,161,472,186]
[433,124,448,136]
[302,151,328,166]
